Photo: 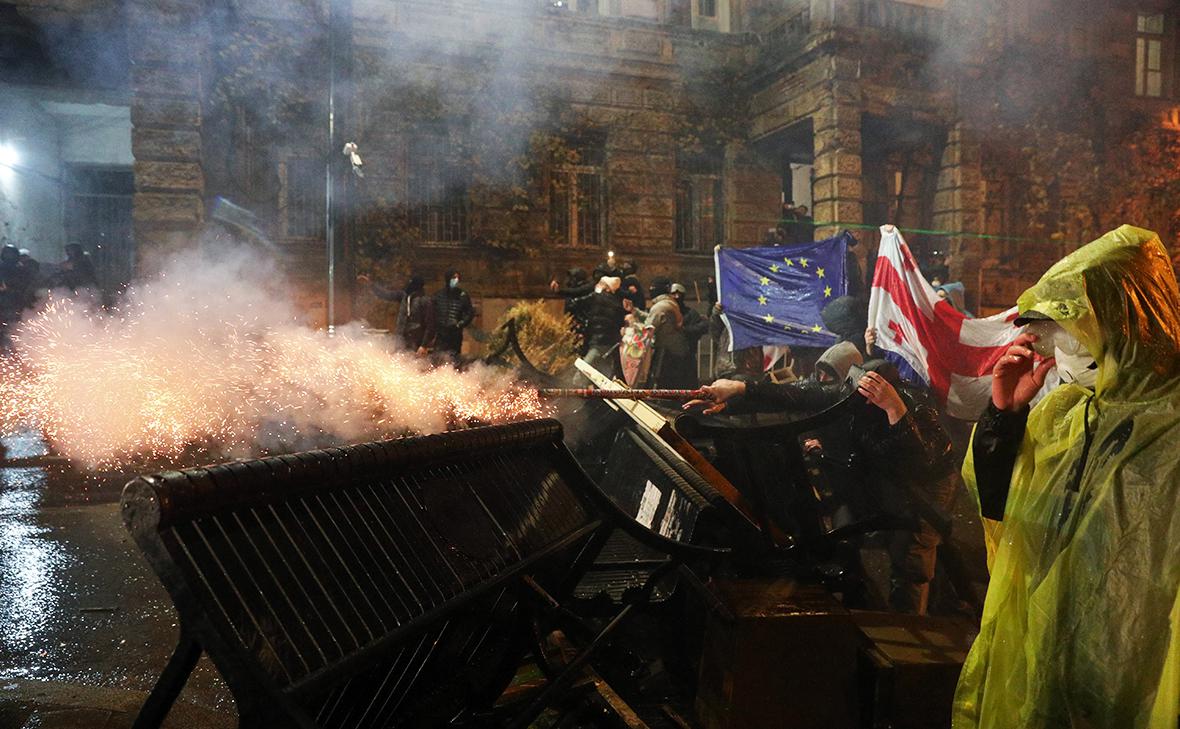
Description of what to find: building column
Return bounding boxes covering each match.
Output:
[811,100,863,240]
[811,74,863,302]
[933,122,984,309]
[127,0,208,272]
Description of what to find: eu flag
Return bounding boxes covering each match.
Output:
[715,232,852,350]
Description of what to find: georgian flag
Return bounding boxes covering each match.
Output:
[867,225,1020,420]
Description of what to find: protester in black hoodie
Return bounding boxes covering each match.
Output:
[821,296,869,357]
[688,356,957,614]
[358,273,435,355]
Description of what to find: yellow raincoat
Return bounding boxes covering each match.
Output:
[955,226,1180,728]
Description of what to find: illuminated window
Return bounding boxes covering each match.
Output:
[549,139,605,248]
[549,0,599,12]
[1136,12,1165,97]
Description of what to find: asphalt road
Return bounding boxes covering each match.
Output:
[0,431,233,727]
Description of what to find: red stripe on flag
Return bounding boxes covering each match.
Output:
[872,255,1010,404]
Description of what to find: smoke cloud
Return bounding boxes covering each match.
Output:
[0,244,545,469]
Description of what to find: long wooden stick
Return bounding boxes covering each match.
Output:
[537,388,707,401]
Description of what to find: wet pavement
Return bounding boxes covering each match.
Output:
[0,431,234,728]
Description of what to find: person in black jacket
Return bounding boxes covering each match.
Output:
[821,296,869,357]
[357,272,435,355]
[620,274,645,314]
[570,276,626,377]
[427,269,475,365]
[551,267,594,354]
[688,356,958,614]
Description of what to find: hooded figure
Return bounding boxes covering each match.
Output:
[694,347,956,613]
[363,274,435,354]
[935,282,973,318]
[954,226,1180,728]
[814,340,863,382]
[821,296,870,357]
[637,276,690,387]
[393,275,434,353]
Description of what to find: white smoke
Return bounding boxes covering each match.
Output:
[0,245,544,469]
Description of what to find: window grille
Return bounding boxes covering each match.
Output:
[675,152,724,253]
[549,137,606,248]
[406,131,470,245]
[284,158,325,239]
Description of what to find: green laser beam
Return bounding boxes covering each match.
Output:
[801,220,1082,246]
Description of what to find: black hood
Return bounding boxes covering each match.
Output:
[821,296,868,339]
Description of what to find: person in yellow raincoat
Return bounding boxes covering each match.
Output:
[954,225,1180,728]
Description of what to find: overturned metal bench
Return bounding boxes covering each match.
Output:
[122,418,720,728]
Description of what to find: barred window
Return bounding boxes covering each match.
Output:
[549,139,605,248]
[698,0,716,18]
[1136,12,1166,97]
[675,151,724,253]
[406,131,470,245]
[284,158,324,239]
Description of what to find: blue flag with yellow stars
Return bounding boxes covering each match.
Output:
[715,232,852,350]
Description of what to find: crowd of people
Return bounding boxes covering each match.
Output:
[544,250,972,615]
[550,258,719,389]
[552,228,1180,726]
[0,242,98,350]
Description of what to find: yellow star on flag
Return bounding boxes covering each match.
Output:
[816,267,825,278]
[824,285,833,297]
[811,324,822,333]
[759,276,770,286]
[758,295,768,305]
[784,258,795,267]
[770,264,780,273]
[764,314,775,324]
[783,324,792,331]
[799,258,809,268]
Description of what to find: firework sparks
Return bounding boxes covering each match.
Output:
[0,249,547,470]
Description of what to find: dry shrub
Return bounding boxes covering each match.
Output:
[488,300,581,376]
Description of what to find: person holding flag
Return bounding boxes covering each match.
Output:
[866,225,1021,420]
[714,232,856,356]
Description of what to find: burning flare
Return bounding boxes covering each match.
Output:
[0,248,546,469]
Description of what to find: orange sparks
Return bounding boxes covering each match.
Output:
[0,259,548,470]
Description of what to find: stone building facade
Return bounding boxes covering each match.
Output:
[4,0,1178,327]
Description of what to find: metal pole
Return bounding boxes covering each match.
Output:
[325,0,338,334]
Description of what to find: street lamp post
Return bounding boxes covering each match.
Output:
[325,0,352,334]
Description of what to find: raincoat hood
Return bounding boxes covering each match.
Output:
[1015,224,1180,398]
[955,226,1180,729]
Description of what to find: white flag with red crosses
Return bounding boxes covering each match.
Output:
[867,226,1021,420]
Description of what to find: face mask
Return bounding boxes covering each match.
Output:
[1055,346,1098,388]
[1023,320,1085,358]
[449,277,459,289]
[1023,320,1096,388]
